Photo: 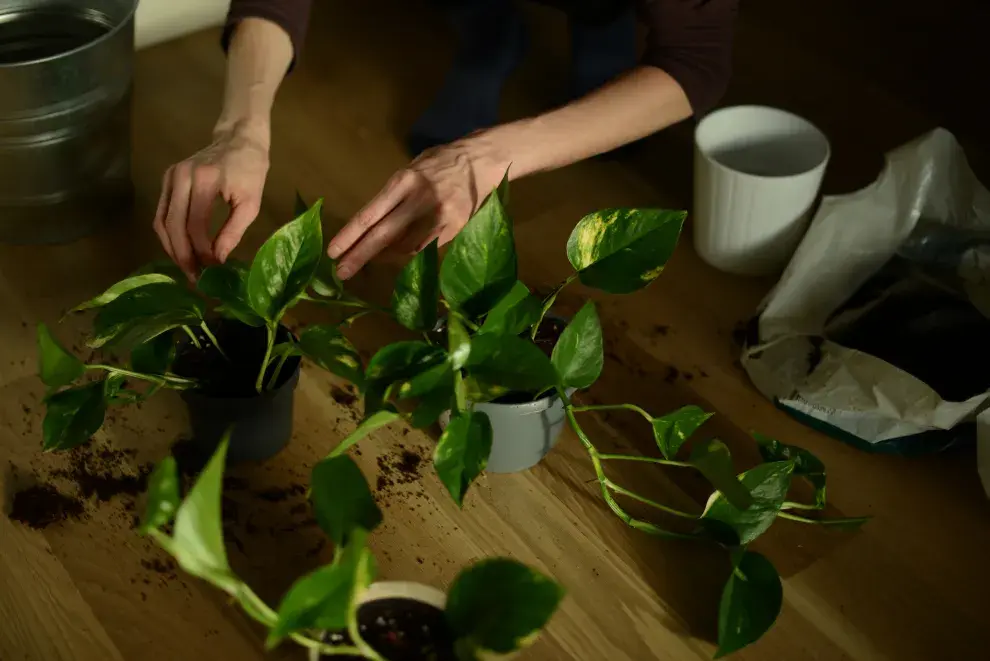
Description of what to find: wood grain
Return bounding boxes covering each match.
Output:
[1,2,988,660]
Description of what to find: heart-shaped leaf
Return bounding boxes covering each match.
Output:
[89,283,205,349]
[702,461,795,545]
[364,342,446,412]
[310,455,383,546]
[447,314,471,370]
[37,324,85,389]
[392,240,440,331]
[652,406,713,459]
[479,281,542,337]
[754,432,826,509]
[247,199,324,322]
[170,434,239,593]
[330,408,402,458]
[198,262,265,327]
[464,333,558,397]
[296,324,364,387]
[69,273,177,314]
[140,456,180,533]
[566,208,686,294]
[434,410,493,506]
[689,439,753,511]
[550,301,603,389]
[42,381,107,451]
[716,550,783,658]
[267,528,375,647]
[130,332,177,376]
[446,558,564,656]
[439,174,517,317]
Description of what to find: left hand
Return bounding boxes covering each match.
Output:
[328,136,509,280]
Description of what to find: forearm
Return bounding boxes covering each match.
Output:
[477,65,693,179]
[214,17,294,148]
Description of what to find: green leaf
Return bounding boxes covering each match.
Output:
[69,273,177,314]
[439,175,517,317]
[170,434,238,593]
[689,439,753,511]
[702,461,795,545]
[410,387,454,428]
[446,558,564,656]
[42,381,107,451]
[479,281,542,337]
[463,377,510,403]
[130,332,176,375]
[247,199,324,322]
[296,324,364,387]
[395,363,455,428]
[311,252,345,300]
[716,551,783,658]
[267,528,375,647]
[434,410,492,506]
[566,208,686,294]
[447,315,471,370]
[37,324,85,389]
[198,262,265,327]
[392,240,440,331]
[652,406,713,459]
[464,333,559,398]
[754,432,827,509]
[89,283,205,349]
[140,457,180,533]
[329,408,402,458]
[550,301,603,389]
[310,455,383,546]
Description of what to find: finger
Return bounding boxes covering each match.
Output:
[336,194,424,280]
[328,169,419,259]
[152,166,176,259]
[187,165,221,267]
[164,163,196,281]
[213,196,261,263]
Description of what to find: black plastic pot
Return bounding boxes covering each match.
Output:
[173,320,301,465]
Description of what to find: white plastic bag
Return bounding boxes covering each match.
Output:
[741,128,990,495]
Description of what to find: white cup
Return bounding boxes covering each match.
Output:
[693,105,830,276]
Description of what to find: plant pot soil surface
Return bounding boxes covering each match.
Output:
[173,319,298,398]
[324,597,456,661]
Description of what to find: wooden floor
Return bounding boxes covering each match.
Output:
[2,2,989,660]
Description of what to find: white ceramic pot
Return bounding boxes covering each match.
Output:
[693,105,830,276]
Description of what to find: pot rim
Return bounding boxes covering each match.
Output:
[359,580,447,609]
[471,386,577,414]
[0,0,139,70]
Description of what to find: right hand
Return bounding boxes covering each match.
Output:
[152,122,271,281]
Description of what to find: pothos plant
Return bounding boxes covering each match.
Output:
[140,430,564,659]
[36,180,866,657]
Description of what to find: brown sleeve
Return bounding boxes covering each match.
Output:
[222,0,313,65]
[639,0,738,117]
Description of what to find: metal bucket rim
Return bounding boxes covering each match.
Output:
[0,0,138,69]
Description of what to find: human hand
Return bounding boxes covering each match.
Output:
[328,135,510,280]
[152,121,271,281]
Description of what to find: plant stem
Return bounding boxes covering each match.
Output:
[199,321,228,360]
[782,501,821,511]
[86,364,195,388]
[561,393,702,541]
[181,325,202,349]
[453,370,467,411]
[341,310,372,327]
[530,272,577,340]
[256,323,276,394]
[602,478,699,519]
[597,453,692,468]
[778,512,870,527]
[266,348,292,390]
[572,403,653,423]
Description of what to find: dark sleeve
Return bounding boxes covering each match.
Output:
[639,0,738,117]
[222,0,313,64]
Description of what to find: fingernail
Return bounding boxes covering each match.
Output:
[328,244,342,259]
[336,265,352,280]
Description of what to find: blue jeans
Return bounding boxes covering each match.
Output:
[409,0,637,156]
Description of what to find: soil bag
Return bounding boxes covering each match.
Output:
[741,129,990,479]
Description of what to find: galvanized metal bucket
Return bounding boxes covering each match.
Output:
[0,0,137,244]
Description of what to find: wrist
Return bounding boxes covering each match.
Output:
[213,115,271,150]
[462,117,544,182]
